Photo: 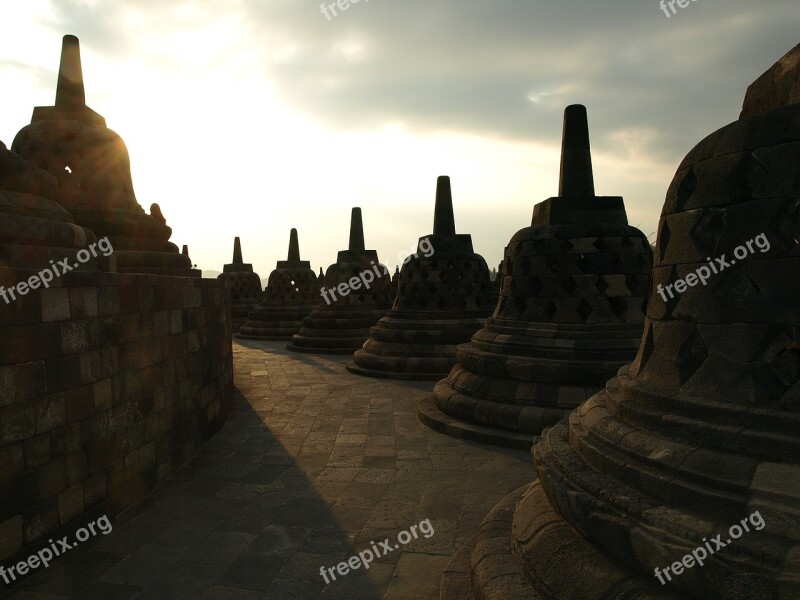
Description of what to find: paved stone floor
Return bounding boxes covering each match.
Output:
[2,340,534,600]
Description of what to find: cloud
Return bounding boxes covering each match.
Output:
[237,0,800,161]
[34,0,800,165]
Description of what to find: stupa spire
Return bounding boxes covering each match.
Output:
[55,35,86,108]
[288,228,300,261]
[232,237,243,264]
[558,104,595,197]
[348,207,365,252]
[432,176,456,236]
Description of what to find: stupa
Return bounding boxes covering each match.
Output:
[11,35,196,277]
[348,176,493,379]
[419,105,652,448]
[389,265,400,302]
[218,237,263,330]
[491,260,502,305]
[442,42,800,600]
[238,228,319,340]
[288,207,390,354]
[0,140,106,278]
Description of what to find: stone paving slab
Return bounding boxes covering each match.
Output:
[1,340,534,599]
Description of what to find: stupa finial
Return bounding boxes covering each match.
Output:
[432,176,456,236]
[348,207,365,252]
[558,104,595,197]
[55,35,86,108]
[288,228,300,261]
[233,237,243,264]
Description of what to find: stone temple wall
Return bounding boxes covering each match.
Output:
[0,271,234,563]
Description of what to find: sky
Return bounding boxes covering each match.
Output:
[1,0,798,278]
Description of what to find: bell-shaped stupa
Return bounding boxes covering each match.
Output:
[491,260,502,305]
[443,43,800,600]
[0,140,106,278]
[419,105,652,448]
[288,208,390,354]
[388,265,400,303]
[348,176,493,379]
[238,228,319,340]
[217,237,263,330]
[11,35,196,277]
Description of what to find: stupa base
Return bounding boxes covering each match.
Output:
[416,395,536,450]
[346,362,446,381]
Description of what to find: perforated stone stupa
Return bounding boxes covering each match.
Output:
[11,35,196,277]
[441,42,800,600]
[218,237,263,330]
[0,140,106,276]
[288,207,390,354]
[419,105,652,448]
[348,176,493,380]
[238,228,318,340]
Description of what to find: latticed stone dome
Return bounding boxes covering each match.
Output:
[10,35,194,277]
[289,208,391,354]
[348,176,493,380]
[238,229,320,340]
[0,141,106,273]
[218,237,263,331]
[420,105,652,447]
[503,44,800,600]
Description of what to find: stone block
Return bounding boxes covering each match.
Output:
[170,309,183,334]
[97,286,120,316]
[65,422,82,452]
[139,287,155,312]
[0,364,13,406]
[0,443,24,481]
[184,286,202,308]
[0,402,36,444]
[0,471,37,517]
[57,483,84,524]
[92,379,112,411]
[24,433,52,468]
[60,320,90,353]
[41,287,70,322]
[22,496,59,545]
[94,315,125,346]
[151,310,169,337]
[0,323,61,364]
[65,388,94,423]
[38,458,67,499]
[0,515,23,561]
[66,450,88,484]
[86,437,120,473]
[45,353,82,394]
[69,287,98,318]
[83,472,106,507]
[125,313,142,341]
